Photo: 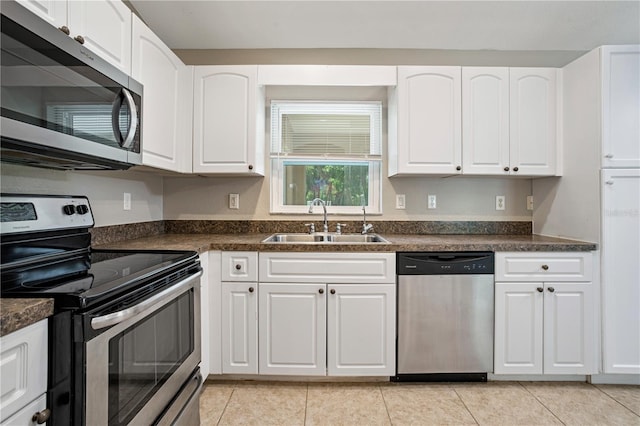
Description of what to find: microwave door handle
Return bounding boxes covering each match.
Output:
[110,88,138,149]
[120,88,138,149]
[90,270,202,330]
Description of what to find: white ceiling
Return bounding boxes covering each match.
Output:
[129,1,640,52]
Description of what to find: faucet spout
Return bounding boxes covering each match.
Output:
[308,198,329,233]
[361,205,373,234]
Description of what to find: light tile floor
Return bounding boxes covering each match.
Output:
[199,380,640,425]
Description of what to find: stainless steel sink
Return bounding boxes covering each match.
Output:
[262,233,390,244]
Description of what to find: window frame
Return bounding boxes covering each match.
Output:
[269,100,383,215]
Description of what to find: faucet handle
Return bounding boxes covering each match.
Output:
[336,223,347,234]
[304,223,315,234]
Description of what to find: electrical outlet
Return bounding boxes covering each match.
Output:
[427,195,437,209]
[396,194,406,209]
[496,195,505,211]
[123,192,131,210]
[229,193,239,209]
[527,195,534,211]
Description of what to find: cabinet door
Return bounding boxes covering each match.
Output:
[15,0,66,28]
[462,67,510,175]
[494,283,543,374]
[193,66,264,175]
[395,66,462,175]
[0,320,48,421]
[258,283,326,375]
[132,16,192,173]
[66,0,132,74]
[602,169,640,374]
[543,282,595,374]
[221,282,258,374]
[509,68,557,176]
[601,45,640,168]
[326,284,395,376]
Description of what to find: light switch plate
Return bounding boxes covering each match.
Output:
[396,194,406,209]
[229,193,239,209]
[427,195,436,209]
[527,195,534,210]
[123,193,131,210]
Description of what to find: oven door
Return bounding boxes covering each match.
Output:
[84,270,201,426]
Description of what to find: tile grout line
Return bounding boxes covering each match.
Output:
[215,385,236,426]
[378,384,394,425]
[450,384,480,425]
[517,381,566,425]
[592,384,640,418]
[303,383,309,426]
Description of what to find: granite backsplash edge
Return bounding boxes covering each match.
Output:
[91,220,532,246]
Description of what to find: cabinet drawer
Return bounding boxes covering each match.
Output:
[0,320,48,423]
[1,393,46,426]
[496,252,593,282]
[259,252,395,284]
[222,252,258,282]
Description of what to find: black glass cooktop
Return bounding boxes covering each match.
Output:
[1,249,199,310]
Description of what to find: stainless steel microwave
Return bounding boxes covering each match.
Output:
[0,1,143,170]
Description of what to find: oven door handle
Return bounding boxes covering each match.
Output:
[90,270,202,330]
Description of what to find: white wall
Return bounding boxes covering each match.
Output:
[0,164,164,227]
[163,174,532,221]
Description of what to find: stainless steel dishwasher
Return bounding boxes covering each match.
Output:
[393,252,494,382]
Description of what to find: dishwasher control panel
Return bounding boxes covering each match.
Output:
[397,252,494,275]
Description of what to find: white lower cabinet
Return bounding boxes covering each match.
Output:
[258,281,396,376]
[494,252,595,375]
[259,283,326,375]
[222,282,258,374]
[327,284,396,376]
[0,320,48,425]
[222,252,397,377]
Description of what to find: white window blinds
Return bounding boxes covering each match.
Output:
[270,102,382,158]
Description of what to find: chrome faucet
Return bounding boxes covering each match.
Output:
[361,206,374,234]
[308,198,329,233]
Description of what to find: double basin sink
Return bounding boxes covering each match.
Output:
[262,233,390,244]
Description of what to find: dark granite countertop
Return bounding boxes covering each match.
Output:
[1,298,54,337]
[96,233,597,253]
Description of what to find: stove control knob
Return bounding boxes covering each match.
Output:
[63,204,76,215]
[76,205,89,215]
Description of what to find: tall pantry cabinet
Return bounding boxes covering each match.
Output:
[533,45,640,379]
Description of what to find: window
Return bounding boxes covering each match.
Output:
[270,101,382,214]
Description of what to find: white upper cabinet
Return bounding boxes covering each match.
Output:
[462,67,510,175]
[15,0,66,27]
[601,45,640,168]
[509,68,558,176]
[16,0,132,73]
[132,15,192,173]
[389,66,462,176]
[66,0,131,73]
[391,66,558,177]
[193,66,265,175]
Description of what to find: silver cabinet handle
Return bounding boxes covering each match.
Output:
[91,270,202,330]
[111,88,139,149]
[605,154,613,158]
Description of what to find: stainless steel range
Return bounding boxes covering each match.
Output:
[0,194,203,425]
